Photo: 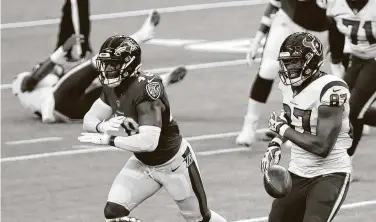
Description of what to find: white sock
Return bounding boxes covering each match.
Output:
[246,98,265,119]
[209,210,227,222]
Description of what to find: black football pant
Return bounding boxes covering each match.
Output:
[56,0,92,60]
[344,56,376,156]
[268,172,350,222]
[53,59,102,120]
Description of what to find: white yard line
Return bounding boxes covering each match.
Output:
[1,59,257,90]
[1,128,269,162]
[5,137,63,145]
[1,0,267,29]
[232,200,376,222]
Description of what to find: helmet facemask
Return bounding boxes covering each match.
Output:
[97,52,140,87]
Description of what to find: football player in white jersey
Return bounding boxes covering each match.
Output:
[320,0,376,157]
[261,32,352,222]
[235,0,342,147]
[11,11,187,123]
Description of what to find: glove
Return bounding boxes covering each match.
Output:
[97,116,126,133]
[261,142,282,173]
[78,132,110,145]
[246,31,265,67]
[269,111,289,136]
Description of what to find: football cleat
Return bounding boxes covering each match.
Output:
[168,66,187,84]
[363,125,370,136]
[137,10,161,42]
[235,115,259,147]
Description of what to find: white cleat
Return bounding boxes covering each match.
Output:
[363,125,371,135]
[235,115,258,147]
[138,10,161,43]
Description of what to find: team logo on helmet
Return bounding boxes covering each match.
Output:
[302,34,322,56]
[115,40,140,56]
[146,82,161,100]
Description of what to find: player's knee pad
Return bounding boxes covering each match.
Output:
[250,74,275,103]
[104,201,130,219]
[258,58,280,80]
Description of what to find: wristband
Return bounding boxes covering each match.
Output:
[109,135,117,146]
[279,124,289,137]
[269,137,283,147]
[95,121,103,133]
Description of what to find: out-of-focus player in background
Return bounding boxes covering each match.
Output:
[12,11,187,123]
[78,35,227,222]
[318,0,376,158]
[56,0,92,61]
[261,32,351,222]
[236,0,332,147]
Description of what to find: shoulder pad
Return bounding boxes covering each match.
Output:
[320,80,349,107]
[135,72,163,101]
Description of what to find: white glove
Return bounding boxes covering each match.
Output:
[97,116,125,133]
[261,143,282,173]
[269,111,289,136]
[329,62,345,79]
[78,132,110,145]
[246,31,265,67]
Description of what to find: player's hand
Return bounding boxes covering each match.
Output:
[78,132,110,145]
[261,143,282,173]
[246,31,264,67]
[97,116,126,133]
[329,62,345,79]
[269,111,289,136]
[62,34,84,52]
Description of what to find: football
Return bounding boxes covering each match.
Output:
[263,165,292,198]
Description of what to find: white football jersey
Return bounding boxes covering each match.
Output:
[325,0,376,59]
[278,73,352,177]
[12,72,58,122]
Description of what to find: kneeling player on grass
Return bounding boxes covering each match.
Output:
[78,35,227,222]
[261,32,352,222]
[11,11,187,123]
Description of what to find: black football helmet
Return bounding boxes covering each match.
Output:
[96,35,141,87]
[278,32,324,86]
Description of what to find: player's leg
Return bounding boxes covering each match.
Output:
[105,155,162,221]
[129,10,160,44]
[162,140,227,222]
[52,59,99,119]
[344,57,376,156]
[303,173,350,222]
[236,10,293,146]
[268,172,308,222]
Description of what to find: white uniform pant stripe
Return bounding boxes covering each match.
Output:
[327,173,350,222]
[358,90,376,119]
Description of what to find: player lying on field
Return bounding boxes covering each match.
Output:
[78,35,227,222]
[11,11,187,124]
[261,32,352,222]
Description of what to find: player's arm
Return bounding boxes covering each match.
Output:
[328,17,346,65]
[109,100,163,152]
[257,1,280,37]
[83,93,113,132]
